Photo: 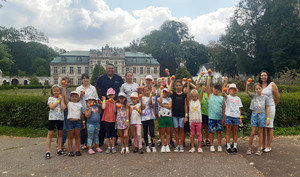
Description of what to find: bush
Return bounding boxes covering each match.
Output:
[0,85,51,90]
[277,85,300,93]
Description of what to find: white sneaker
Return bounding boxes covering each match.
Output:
[174,146,180,152]
[125,147,130,153]
[189,148,195,153]
[198,148,203,153]
[120,147,125,154]
[146,146,151,153]
[217,146,222,152]
[179,145,184,153]
[165,145,171,153]
[152,147,157,152]
[161,146,166,153]
[210,146,216,152]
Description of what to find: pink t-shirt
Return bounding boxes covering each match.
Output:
[102,101,116,123]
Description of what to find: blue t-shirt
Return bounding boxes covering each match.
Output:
[84,106,100,125]
[96,74,124,97]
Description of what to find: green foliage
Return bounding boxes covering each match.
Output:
[0,126,49,138]
[277,85,300,93]
[0,26,48,43]
[29,76,40,85]
[91,64,106,85]
[175,66,192,81]
[44,80,49,86]
[0,44,14,75]
[0,85,51,90]
[31,57,49,76]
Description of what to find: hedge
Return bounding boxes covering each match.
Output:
[277,85,300,93]
[0,85,52,90]
[0,93,299,128]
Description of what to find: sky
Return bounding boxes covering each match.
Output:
[0,0,239,51]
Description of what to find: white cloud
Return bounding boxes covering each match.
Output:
[0,0,235,50]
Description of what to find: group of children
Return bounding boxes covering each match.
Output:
[45,70,271,158]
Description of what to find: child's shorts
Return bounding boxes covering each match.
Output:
[173,117,184,128]
[225,116,240,125]
[66,119,82,131]
[105,122,117,138]
[48,120,64,131]
[202,114,208,125]
[208,119,223,133]
[159,117,173,128]
[251,112,266,127]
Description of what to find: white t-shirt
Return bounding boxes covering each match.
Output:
[141,96,156,121]
[158,97,172,117]
[189,100,202,123]
[225,95,243,118]
[130,103,142,125]
[67,102,83,120]
[48,97,64,121]
[76,85,99,107]
[120,82,139,105]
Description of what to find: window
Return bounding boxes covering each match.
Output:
[77,67,81,74]
[114,61,118,65]
[133,67,136,74]
[54,79,58,84]
[78,78,81,85]
[122,61,125,65]
[97,61,100,65]
[54,67,58,74]
[106,61,109,65]
[133,78,136,83]
[115,67,118,74]
[154,78,157,83]
[154,67,157,74]
[126,67,129,72]
[147,67,150,74]
[85,67,89,74]
[140,67,143,74]
[90,61,93,65]
[62,67,65,74]
[122,67,124,74]
[70,78,74,85]
[70,67,73,74]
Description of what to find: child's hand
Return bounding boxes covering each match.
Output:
[224,77,228,82]
[266,119,270,126]
[126,121,129,127]
[222,119,225,126]
[83,124,86,129]
[239,118,242,125]
[184,117,188,123]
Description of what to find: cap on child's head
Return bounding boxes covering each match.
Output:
[163,88,169,92]
[146,75,153,81]
[228,83,237,91]
[85,95,97,101]
[106,88,116,96]
[70,91,80,96]
[130,92,138,98]
[118,92,126,97]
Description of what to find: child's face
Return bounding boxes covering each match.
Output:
[64,79,71,88]
[87,99,95,105]
[175,82,183,91]
[143,87,150,96]
[71,94,79,102]
[157,79,163,86]
[255,85,262,95]
[146,79,152,85]
[228,88,237,96]
[212,88,220,95]
[52,87,61,97]
[107,94,115,99]
[163,91,169,98]
[126,73,133,83]
[191,93,198,101]
[118,96,126,104]
[131,97,138,104]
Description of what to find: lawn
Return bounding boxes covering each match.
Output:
[0,87,77,96]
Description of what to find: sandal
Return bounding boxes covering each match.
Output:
[81,145,87,150]
[75,151,82,156]
[201,140,205,147]
[68,151,74,157]
[205,140,211,146]
[256,150,262,156]
[247,150,252,155]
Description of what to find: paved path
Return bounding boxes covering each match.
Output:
[0,135,299,177]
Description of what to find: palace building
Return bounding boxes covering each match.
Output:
[50,44,160,85]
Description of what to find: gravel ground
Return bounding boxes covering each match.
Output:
[0,135,299,177]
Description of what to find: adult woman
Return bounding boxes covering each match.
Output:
[76,73,100,149]
[259,70,280,152]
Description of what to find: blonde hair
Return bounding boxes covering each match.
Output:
[191,89,198,95]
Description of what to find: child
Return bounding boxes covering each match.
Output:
[186,82,204,153]
[168,78,187,152]
[130,92,144,154]
[155,78,165,147]
[246,81,270,155]
[141,85,157,152]
[206,72,224,152]
[62,90,84,157]
[222,83,243,154]
[84,96,102,154]
[45,85,66,159]
[101,88,117,154]
[158,88,173,153]
[115,92,130,154]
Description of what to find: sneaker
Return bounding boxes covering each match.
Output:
[247,149,252,155]
[128,139,132,147]
[174,146,180,152]
[146,146,151,153]
[139,148,144,154]
[189,148,195,153]
[165,145,171,153]
[161,146,166,153]
[95,147,103,153]
[179,145,184,153]
[264,148,272,153]
[88,149,95,154]
[111,147,117,153]
[198,148,203,153]
[125,147,130,154]
[68,151,74,157]
[57,149,66,156]
[217,146,222,152]
[75,151,82,156]
[183,142,186,147]
[45,152,51,159]
[256,150,263,156]
[201,140,205,147]
[157,140,161,147]
[232,148,238,154]
[133,147,138,153]
[210,146,216,152]
[152,147,157,152]
[121,148,125,154]
[226,148,233,154]
[106,148,111,154]
[169,140,176,148]
[81,145,87,150]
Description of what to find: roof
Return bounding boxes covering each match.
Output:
[125,52,160,65]
[60,51,89,56]
[51,56,89,64]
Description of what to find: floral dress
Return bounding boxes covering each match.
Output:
[115,105,127,129]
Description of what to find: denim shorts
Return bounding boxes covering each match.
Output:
[173,117,185,128]
[66,119,82,131]
[251,112,266,127]
[208,119,223,133]
[225,116,240,125]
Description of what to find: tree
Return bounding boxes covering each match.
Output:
[31,57,49,76]
[29,76,39,85]
[175,66,192,81]
[91,64,106,85]
[0,26,48,43]
[0,44,13,75]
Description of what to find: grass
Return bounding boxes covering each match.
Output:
[0,87,77,96]
[0,126,49,138]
